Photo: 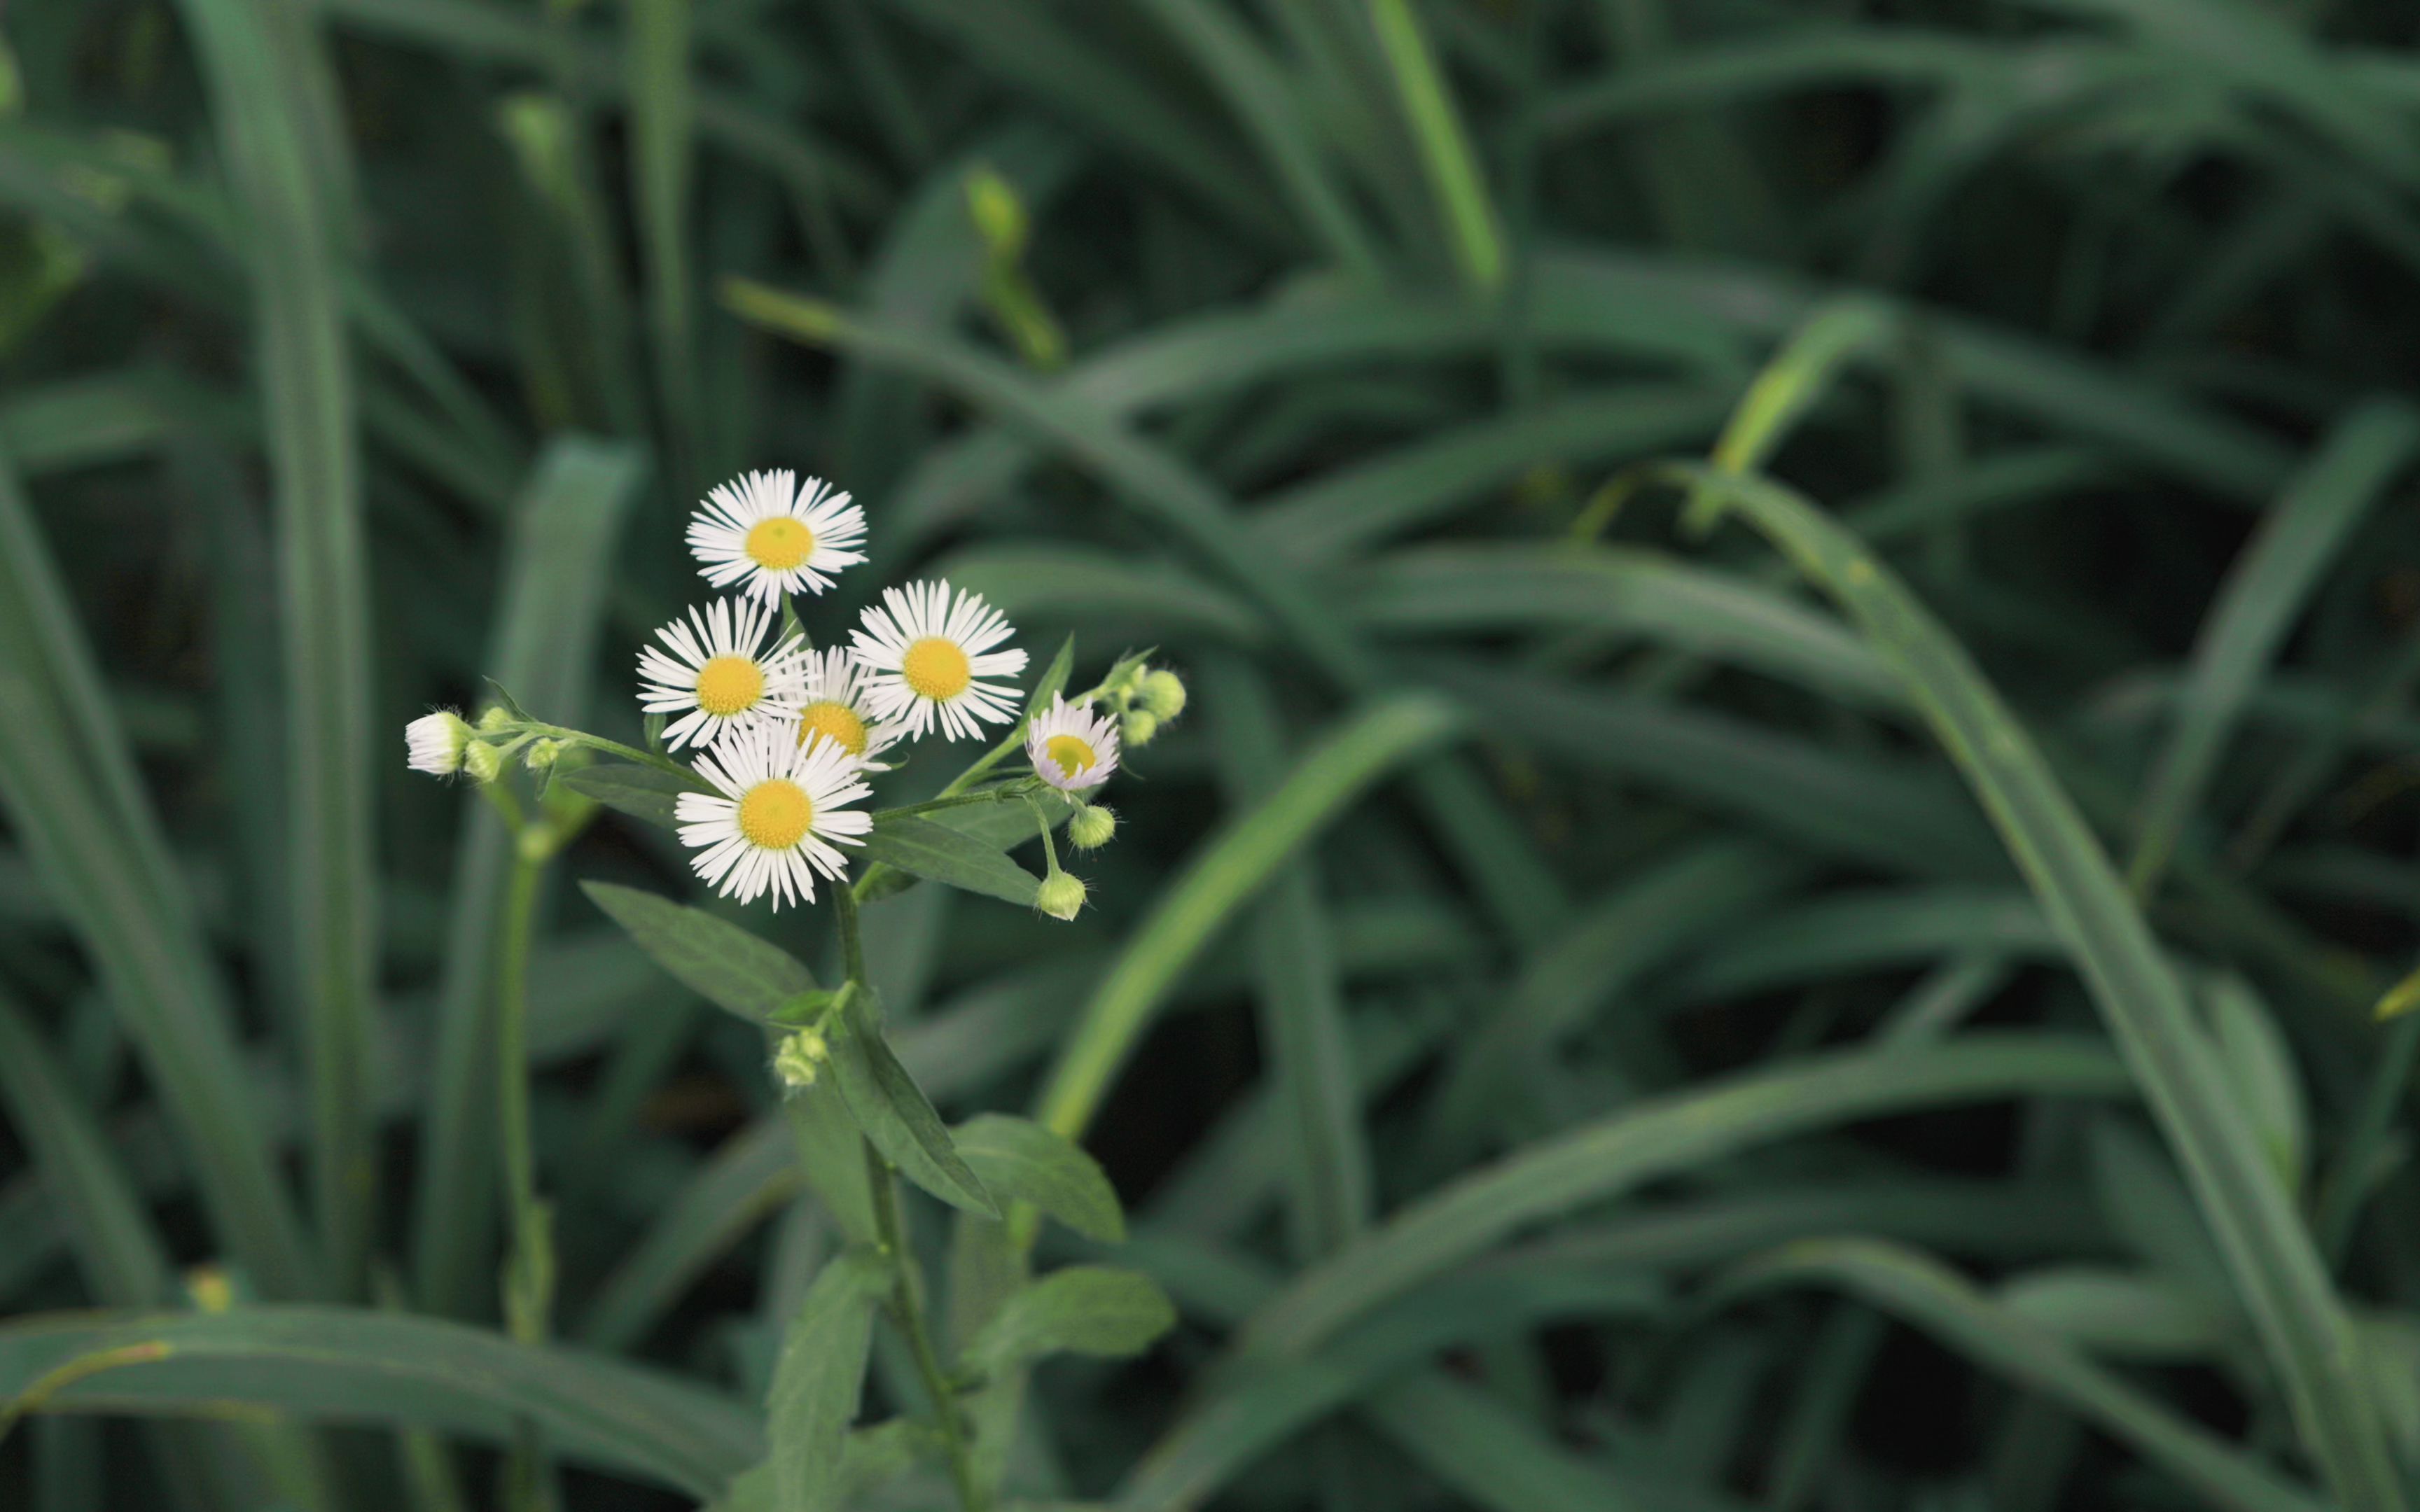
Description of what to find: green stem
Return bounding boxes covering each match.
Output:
[515,721,695,781]
[496,848,555,1512]
[832,879,986,1512]
[872,785,1032,823]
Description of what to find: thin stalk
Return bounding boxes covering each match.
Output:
[2317,1009,2420,1268]
[832,881,986,1512]
[872,785,1034,823]
[496,846,555,1512]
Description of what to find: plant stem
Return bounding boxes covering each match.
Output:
[872,785,1030,823]
[496,848,555,1512]
[832,878,987,1512]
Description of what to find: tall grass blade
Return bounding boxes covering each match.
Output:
[1676,461,2407,1511]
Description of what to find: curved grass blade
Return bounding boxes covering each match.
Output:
[0,1308,761,1499]
[1368,0,1503,294]
[414,439,645,1318]
[1228,1033,2128,1359]
[1674,459,2405,1512]
[171,0,380,1292]
[2128,399,2420,892]
[1033,694,1464,1140]
[1716,1238,2324,1512]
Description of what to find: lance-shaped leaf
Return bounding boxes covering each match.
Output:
[828,992,998,1218]
[562,762,711,830]
[582,882,816,1024]
[858,814,1040,907]
[952,1114,1125,1242]
[768,1248,889,1512]
[959,1266,1176,1380]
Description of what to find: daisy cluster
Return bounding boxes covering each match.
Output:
[408,470,1168,914]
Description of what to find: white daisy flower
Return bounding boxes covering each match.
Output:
[676,721,873,910]
[848,580,1028,741]
[637,597,807,750]
[687,469,868,604]
[793,648,908,769]
[1024,694,1120,792]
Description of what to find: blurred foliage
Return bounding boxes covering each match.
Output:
[6,0,2420,1508]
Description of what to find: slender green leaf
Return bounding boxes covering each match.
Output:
[2129,400,2420,890]
[580,882,818,1026]
[952,1114,1124,1243]
[828,993,997,1219]
[0,1308,761,1498]
[858,815,1040,907]
[768,1249,888,1512]
[1720,1239,2323,1512]
[959,1266,1175,1380]
[1678,460,2405,1511]
[559,762,711,831]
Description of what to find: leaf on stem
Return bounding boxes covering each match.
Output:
[580,881,816,1024]
[768,1248,889,1512]
[958,1266,1175,1380]
[858,814,1040,907]
[952,1114,1125,1242]
[560,762,712,830]
[828,990,998,1218]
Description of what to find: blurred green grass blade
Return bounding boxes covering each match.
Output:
[1676,461,2406,1512]
[880,0,1288,244]
[0,1308,761,1499]
[1531,250,2292,503]
[578,1121,797,1352]
[1718,1238,2325,1512]
[1207,657,1372,1261]
[172,0,378,1294]
[1362,1374,1653,1512]
[1131,0,1380,276]
[1707,297,1896,478]
[1249,386,1727,567]
[936,543,1268,648]
[1662,886,2055,1003]
[1366,0,1503,294]
[0,370,179,478]
[0,517,313,1298]
[1344,544,1900,710]
[1034,694,1464,1140]
[768,1250,887,1512]
[0,991,176,1308]
[1230,1032,2127,1359]
[1430,840,1798,1158]
[1442,664,2002,877]
[413,438,645,1318]
[628,0,698,493]
[2128,400,2419,892]
[729,281,1569,946]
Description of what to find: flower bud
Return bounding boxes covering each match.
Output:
[462,739,506,785]
[772,1028,829,1091]
[1036,872,1087,921]
[1068,804,1117,850]
[404,710,474,776]
[522,738,561,771]
[1121,709,1159,748]
[1139,668,1187,721]
[477,704,516,733]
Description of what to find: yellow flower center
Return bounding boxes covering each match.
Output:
[901,637,972,701]
[744,517,814,571]
[1043,734,1096,778]
[737,778,814,850]
[693,655,765,717]
[796,700,870,756]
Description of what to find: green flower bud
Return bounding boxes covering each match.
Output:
[462,740,506,785]
[772,1028,829,1091]
[1121,709,1159,748]
[1139,668,1187,721]
[477,704,515,733]
[1036,872,1087,921]
[522,738,560,771]
[1068,804,1117,850]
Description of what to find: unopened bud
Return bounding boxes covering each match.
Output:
[463,740,506,785]
[1068,804,1116,850]
[1036,872,1087,921]
[478,705,515,733]
[773,1028,829,1090]
[404,710,474,776]
[1121,710,1160,748]
[522,738,560,771]
[1139,669,1187,721]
